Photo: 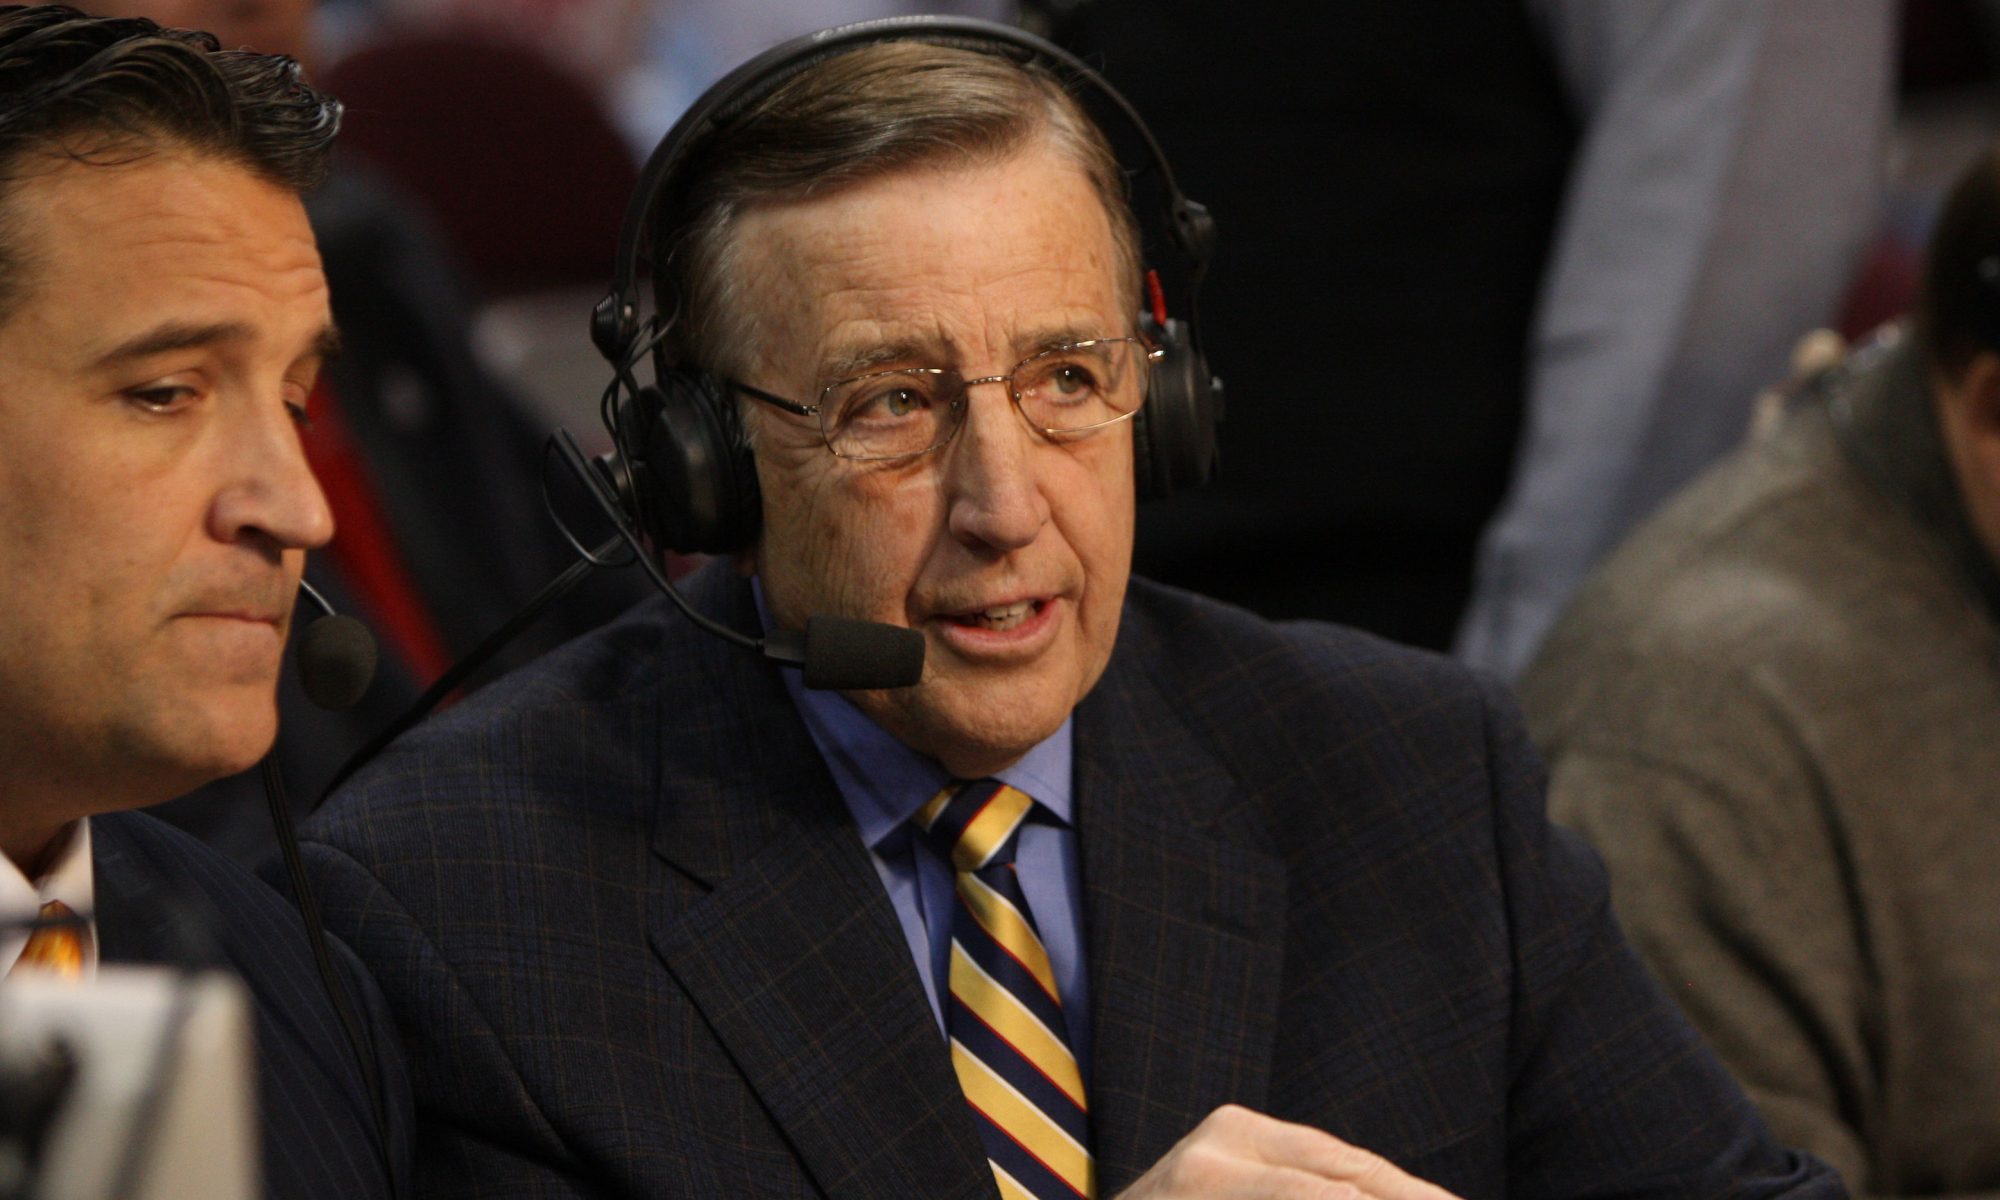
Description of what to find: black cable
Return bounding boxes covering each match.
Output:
[541,438,638,570]
[317,537,623,806]
[546,429,774,657]
[265,756,398,1200]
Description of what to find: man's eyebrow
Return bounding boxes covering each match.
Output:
[1018,323,1105,354]
[311,323,344,366]
[92,320,253,368]
[814,323,1112,383]
[89,320,345,369]
[819,340,940,382]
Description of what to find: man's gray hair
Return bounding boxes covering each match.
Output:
[651,39,1143,381]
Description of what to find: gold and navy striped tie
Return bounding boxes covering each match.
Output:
[916,779,1095,1200]
[8,899,86,980]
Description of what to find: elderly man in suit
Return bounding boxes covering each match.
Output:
[0,6,408,1197]
[1522,144,2000,1199]
[302,20,1838,1200]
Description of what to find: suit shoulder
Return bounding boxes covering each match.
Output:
[94,810,305,938]
[1103,582,1544,912]
[308,597,681,836]
[1519,403,1970,755]
[1118,576,1496,724]
[96,810,373,995]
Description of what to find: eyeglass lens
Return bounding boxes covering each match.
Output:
[823,339,1151,460]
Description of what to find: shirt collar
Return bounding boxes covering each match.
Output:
[755,579,1074,850]
[1,817,97,975]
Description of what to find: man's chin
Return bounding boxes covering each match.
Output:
[125,698,281,801]
[864,674,1072,780]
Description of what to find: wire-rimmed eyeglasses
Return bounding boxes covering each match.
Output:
[732,336,1164,462]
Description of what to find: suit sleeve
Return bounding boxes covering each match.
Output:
[1548,743,1883,1188]
[1536,638,1997,1200]
[1475,674,1844,1199]
[301,839,602,1199]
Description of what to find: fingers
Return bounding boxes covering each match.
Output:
[1235,1106,1459,1199]
[1116,1105,1465,1200]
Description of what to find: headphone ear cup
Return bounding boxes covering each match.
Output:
[1134,315,1222,502]
[616,369,761,555]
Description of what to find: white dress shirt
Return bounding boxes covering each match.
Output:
[1,817,98,978]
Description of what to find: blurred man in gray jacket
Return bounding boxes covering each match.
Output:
[1523,144,2000,1199]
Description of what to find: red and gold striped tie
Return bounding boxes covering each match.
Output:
[9,899,86,980]
[916,779,1095,1200]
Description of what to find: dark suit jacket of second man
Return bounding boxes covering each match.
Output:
[299,566,1838,1199]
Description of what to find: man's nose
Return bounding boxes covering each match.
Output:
[207,388,336,553]
[943,379,1051,552]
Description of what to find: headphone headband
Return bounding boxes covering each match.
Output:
[591,15,1213,364]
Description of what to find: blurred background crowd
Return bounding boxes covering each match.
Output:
[89,0,1980,673]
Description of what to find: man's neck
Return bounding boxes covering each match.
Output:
[2,817,80,883]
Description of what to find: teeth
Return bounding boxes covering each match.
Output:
[960,600,1035,631]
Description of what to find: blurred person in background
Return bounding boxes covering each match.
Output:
[1048,0,1893,669]
[1522,143,2000,1198]
[320,0,1008,156]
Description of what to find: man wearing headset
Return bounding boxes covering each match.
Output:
[1522,145,2000,1199]
[304,25,1838,1200]
[0,7,407,1196]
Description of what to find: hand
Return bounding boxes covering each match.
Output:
[1114,1105,1463,1200]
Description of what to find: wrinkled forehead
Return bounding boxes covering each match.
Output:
[726,146,1130,383]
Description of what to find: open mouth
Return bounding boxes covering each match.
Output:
[949,599,1043,632]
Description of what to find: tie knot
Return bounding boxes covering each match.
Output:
[11,899,87,980]
[914,778,1034,872]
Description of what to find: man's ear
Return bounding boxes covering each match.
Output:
[1962,352,2000,437]
[1948,351,2000,487]
[1939,350,2000,566]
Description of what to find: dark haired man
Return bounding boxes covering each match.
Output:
[307,28,1837,1200]
[0,7,406,1197]
[1524,144,2000,1199]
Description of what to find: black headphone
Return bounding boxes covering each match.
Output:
[588,15,1223,557]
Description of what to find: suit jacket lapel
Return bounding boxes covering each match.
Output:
[645,570,991,1199]
[91,813,225,970]
[1076,642,1287,1194]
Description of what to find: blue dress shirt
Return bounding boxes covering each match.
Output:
[761,586,1091,1076]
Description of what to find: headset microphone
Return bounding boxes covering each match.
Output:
[767,616,926,691]
[293,579,379,711]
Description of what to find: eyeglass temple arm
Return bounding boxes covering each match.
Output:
[731,380,816,417]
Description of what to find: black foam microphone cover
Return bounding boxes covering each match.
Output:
[296,614,379,711]
[799,615,925,690]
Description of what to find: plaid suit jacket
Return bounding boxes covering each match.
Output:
[301,568,1840,1198]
